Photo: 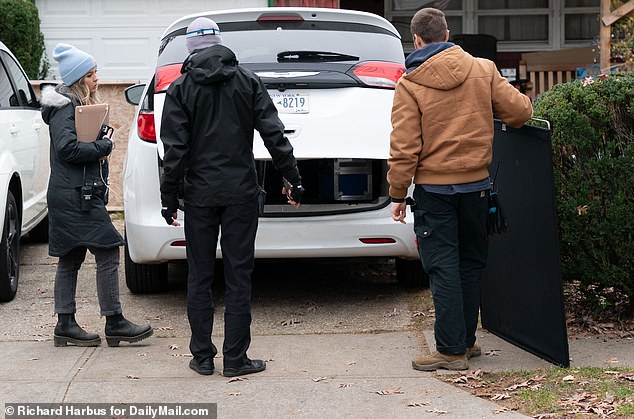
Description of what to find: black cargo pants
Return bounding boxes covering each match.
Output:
[184,198,259,369]
[413,185,489,355]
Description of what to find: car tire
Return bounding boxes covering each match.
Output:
[124,238,168,293]
[28,214,49,242]
[0,191,21,302]
[395,258,429,289]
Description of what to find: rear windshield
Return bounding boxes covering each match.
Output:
[158,20,404,66]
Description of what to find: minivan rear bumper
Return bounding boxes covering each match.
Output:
[125,207,418,264]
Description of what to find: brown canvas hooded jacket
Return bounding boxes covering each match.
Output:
[387,44,533,199]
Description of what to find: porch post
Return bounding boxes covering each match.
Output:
[600,0,611,72]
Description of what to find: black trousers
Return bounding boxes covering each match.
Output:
[413,185,489,355]
[184,198,259,369]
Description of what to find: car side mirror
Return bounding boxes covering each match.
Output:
[124,84,146,106]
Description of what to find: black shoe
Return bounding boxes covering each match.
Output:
[223,359,266,377]
[54,313,101,347]
[189,358,214,376]
[105,313,153,347]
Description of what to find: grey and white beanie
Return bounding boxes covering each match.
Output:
[186,17,222,53]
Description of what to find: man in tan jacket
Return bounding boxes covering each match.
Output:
[387,8,532,371]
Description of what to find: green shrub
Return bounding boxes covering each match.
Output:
[0,0,48,79]
[533,73,634,314]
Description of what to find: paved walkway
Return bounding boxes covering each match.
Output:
[1,328,632,418]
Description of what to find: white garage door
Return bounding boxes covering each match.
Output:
[37,0,266,82]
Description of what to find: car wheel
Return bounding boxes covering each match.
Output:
[0,191,21,302]
[395,258,429,288]
[28,214,49,242]
[124,238,168,293]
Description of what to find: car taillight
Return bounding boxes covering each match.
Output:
[352,61,405,89]
[137,111,156,143]
[155,63,182,92]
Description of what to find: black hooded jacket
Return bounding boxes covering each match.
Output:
[160,44,301,209]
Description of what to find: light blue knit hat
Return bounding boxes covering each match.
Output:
[53,43,96,86]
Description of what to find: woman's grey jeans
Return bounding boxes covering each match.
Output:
[54,246,122,316]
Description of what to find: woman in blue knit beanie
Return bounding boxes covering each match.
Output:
[39,43,153,348]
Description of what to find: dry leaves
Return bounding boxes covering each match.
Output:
[312,377,329,382]
[559,391,621,417]
[168,344,180,350]
[227,377,248,383]
[338,383,353,388]
[280,318,302,327]
[126,375,139,380]
[407,401,430,407]
[426,408,448,415]
[228,392,241,396]
[375,387,404,395]
[385,308,399,318]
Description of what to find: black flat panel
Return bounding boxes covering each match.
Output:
[481,121,570,367]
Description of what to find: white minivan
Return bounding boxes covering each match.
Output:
[0,41,50,302]
[123,8,423,293]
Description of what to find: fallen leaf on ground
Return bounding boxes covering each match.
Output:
[228,392,241,396]
[338,383,353,388]
[385,308,399,317]
[169,344,180,350]
[425,408,447,414]
[228,377,248,383]
[376,388,404,395]
[493,407,508,414]
[407,401,430,407]
[491,393,511,400]
[126,375,139,380]
[562,375,575,382]
[280,318,301,326]
[485,349,501,357]
[312,377,328,382]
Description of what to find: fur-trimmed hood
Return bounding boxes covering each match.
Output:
[40,85,73,125]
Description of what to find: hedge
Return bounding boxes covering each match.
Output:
[0,0,47,79]
[533,73,634,314]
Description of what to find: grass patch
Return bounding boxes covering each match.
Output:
[439,367,634,418]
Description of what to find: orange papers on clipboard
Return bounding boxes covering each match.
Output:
[75,104,109,142]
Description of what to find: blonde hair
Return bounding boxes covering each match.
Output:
[68,72,101,105]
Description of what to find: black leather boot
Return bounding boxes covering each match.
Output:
[54,313,101,347]
[105,313,153,347]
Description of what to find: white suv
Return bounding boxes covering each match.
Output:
[0,41,50,302]
[123,8,422,293]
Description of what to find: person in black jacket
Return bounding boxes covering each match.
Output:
[160,17,303,377]
[41,43,152,348]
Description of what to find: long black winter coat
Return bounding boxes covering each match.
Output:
[40,86,124,257]
[160,44,301,210]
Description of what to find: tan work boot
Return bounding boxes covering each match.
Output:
[467,343,482,359]
[412,351,468,371]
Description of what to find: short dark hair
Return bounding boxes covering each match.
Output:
[410,8,448,44]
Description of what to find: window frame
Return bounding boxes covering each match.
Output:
[385,0,600,53]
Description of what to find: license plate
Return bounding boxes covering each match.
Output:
[269,92,309,114]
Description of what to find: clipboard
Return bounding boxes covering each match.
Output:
[75,104,109,142]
